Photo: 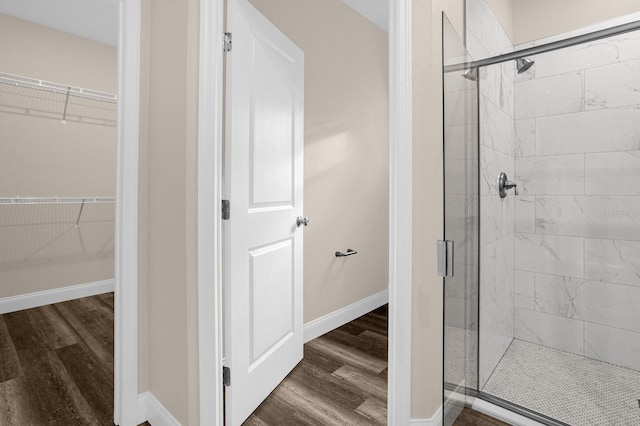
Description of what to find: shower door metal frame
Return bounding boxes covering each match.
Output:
[445,18,640,74]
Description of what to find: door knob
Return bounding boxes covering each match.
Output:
[296,216,310,227]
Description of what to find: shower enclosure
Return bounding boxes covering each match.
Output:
[443,4,640,425]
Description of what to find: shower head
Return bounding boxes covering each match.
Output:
[516,57,534,74]
[462,67,478,81]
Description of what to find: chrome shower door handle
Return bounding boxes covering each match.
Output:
[296,216,310,227]
[437,240,454,277]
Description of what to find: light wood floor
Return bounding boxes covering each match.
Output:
[0,292,130,425]
[244,305,389,425]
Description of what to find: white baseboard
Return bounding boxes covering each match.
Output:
[0,279,115,314]
[137,391,181,426]
[410,405,443,426]
[303,288,389,343]
[137,392,149,425]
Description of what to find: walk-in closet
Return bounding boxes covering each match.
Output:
[0,6,118,423]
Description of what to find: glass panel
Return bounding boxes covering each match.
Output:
[442,14,479,426]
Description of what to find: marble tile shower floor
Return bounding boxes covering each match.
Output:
[482,339,640,426]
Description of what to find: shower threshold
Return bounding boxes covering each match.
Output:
[482,339,640,426]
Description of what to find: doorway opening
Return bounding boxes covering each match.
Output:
[0,0,139,423]
[221,0,390,424]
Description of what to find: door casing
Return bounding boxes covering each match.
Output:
[112,0,141,424]
[196,0,414,424]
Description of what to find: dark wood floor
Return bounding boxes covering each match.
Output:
[0,296,508,426]
[244,305,389,425]
[0,293,117,425]
[453,408,510,425]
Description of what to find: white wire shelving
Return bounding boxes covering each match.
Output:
[0,197,115,228]
[0,196,115,205]
[0,71,117,126]
[0,72,117,104]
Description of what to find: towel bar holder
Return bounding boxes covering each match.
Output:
[335,248,358,257]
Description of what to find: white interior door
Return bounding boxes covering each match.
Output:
[224,0,304,424]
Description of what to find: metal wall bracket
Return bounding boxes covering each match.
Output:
[437,240,454,277]
[335,248,358,257]
[224,32,232,52]
[61,86,71,123]
[222,200,230,220]
[223,366,231,386]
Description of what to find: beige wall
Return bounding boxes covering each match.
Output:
[0,14,116,91]
[411,0,464,419]
[137,0,201,423]
[248,0,389,324]
[487,0,514,42]
[484,0,640,45]
[512,0,640,44]
[0,14,116,298]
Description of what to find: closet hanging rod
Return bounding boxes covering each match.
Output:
[0,72,117,104]
[0,196,115,205]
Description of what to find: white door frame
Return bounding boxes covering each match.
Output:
[196,0,413,424]
[113,0,141,424]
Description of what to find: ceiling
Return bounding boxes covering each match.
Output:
[0,0,118,46]
[342,0,388,32]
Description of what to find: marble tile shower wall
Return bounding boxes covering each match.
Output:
[513,30,640,372]
[466,0,516,388]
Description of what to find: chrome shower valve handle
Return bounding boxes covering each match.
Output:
[498,172,518,198]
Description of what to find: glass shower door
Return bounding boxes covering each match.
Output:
[442,14,479,426]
